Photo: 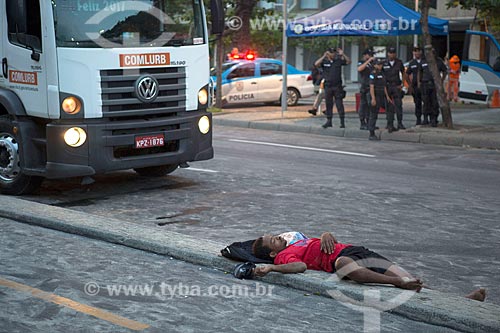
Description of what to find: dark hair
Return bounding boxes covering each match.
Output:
[252,237,272,261]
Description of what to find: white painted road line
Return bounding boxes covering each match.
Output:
[229,139,375,158]
[182,167,219,173]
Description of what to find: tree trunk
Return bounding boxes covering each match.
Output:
[215,35,224,109]
[233,0,258,51]
[420,0,453,128]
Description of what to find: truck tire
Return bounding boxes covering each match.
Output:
[0,116,43,195]
[133,164,178,177]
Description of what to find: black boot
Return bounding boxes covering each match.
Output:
[360,120,367,130]
[369,130,379,141]
[422,115,429,125]
[308,108,317,116]
[431,116,438,127]
[340,117,345,129]
[322,118,332,128]
[398,122,406,130]
[387,122,397,133]
[416,118,422,125]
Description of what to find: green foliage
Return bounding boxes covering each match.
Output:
[446,0,500,36]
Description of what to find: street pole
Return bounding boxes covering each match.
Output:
[281,0,288,117]
[414,0,419,46]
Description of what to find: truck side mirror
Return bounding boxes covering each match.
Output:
[210,0,225,35]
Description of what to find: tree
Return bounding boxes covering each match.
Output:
[233,1,259,52]
[421,0,453,128]
[446,0,500,39]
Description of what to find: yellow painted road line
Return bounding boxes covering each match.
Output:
[0,277,149,331]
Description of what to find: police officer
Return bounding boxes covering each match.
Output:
[368,59,393,141]
[382,47,406,132]
[357,49,375,130]
[420,49,447,127]
[406,45,424,125]
[314,47,351,129]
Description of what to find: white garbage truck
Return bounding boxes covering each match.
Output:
[0,0,224,195]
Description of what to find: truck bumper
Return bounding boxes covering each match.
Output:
[44,111,213,179]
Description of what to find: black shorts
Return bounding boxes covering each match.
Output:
[333,246,393,275]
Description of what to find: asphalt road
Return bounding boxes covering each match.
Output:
[0,218,457,333]
[21,125,500,305]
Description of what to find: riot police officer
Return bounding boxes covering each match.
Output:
[420,49,447,127]
[406,46,424,125]
[382,47,406,132]
[357,49,375,130]
[314,47,351,129]
[368,59,393,141]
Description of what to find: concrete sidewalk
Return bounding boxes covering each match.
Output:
[213,101,500,150]
[1,195,499,333]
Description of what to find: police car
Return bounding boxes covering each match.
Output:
[210,58,314,106]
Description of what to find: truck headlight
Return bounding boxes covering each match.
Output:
[64,127,87,147]
[62,96,82,115]
[198,116,210,134]
[198,88,208,105]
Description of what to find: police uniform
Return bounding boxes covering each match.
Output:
[382,52,405,131]
[321,55,348,128]
[420,57,447,126]
[406,57,424,124]
[358,54,374,130]
[368,64,387,139]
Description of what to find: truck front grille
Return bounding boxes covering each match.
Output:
[100,67,186,118]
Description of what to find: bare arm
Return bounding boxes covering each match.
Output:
[314,53,327,68]
[254,262,307,277]
[400,64,408,87]
[370,84,376,106]
[320,232,337,254]
[336,48,351,65]
[358,57,374,72]
[385,86,393,104]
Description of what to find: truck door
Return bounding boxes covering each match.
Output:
[460,31,500,104]
[2,0,48,118]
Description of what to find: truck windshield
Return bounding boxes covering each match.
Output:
[52,0,205,48]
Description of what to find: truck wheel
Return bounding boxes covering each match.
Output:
[0,116,43,195]
[134,164,178,177]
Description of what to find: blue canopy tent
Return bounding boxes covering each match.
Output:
[286,0,449,37]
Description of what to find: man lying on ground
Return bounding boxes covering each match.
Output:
[252,232,486,301]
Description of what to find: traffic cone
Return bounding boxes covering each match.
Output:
[491,89,500,108]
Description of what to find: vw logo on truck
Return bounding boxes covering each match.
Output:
[135,76,159,103]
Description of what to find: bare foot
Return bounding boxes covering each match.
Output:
[397,277,423,292]
[465,288,486,302]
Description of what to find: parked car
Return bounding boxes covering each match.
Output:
[210,58,315,106]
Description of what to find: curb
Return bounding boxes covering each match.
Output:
[1,196,499,332]
[213,118,500,150]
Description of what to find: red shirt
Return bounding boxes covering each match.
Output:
[274,238,352,272]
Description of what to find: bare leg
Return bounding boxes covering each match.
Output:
[335,257,423,291]
[384,264,414,279]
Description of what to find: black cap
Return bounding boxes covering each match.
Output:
[362,48,374,56]
[388,47,396,53]
[327,47,336,53]
[413,45,421,51]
